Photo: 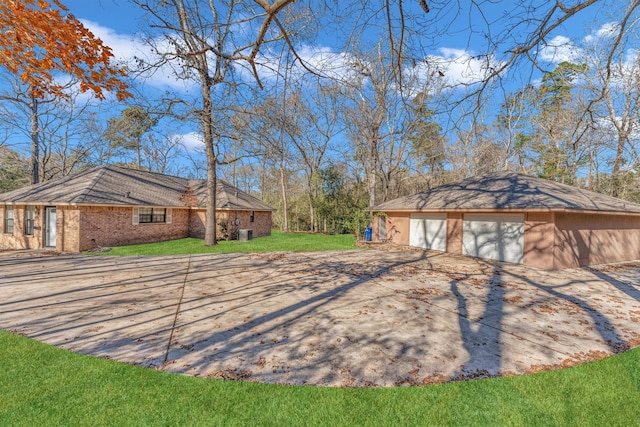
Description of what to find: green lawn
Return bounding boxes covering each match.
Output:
[1,330,638,426]
[100,230,360,256]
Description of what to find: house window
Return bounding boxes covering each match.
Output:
[24,206,35,235]
[4,206,13,234]
[250,211,255,223]
[4,206,14,234]
[139,207,167,223]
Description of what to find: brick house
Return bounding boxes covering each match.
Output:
[371,172,640,269]
[0,165,275,252]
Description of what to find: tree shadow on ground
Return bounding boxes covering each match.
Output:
[2,250,640,387]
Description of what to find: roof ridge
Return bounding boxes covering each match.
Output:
[499,173,640,209]
[217,178,234,207]
[74,166,108,204]
[371,172,640,213]
[218,178,250,197]
[108,164,190,183]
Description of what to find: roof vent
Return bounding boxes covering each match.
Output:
[124,191,130,198]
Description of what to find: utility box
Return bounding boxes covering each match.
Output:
[238,229,253,241]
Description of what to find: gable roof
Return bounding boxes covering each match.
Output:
[371,172,640,214]
[0,165,275,211]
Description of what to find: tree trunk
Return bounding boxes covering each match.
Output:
[309,196,315,232]
[201,77,217,246]
[368,137,377,207]
[279,166,289,232]
[611,133,628,198]
[29,93,39,184]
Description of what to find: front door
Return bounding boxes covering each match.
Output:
[45,207,57,247]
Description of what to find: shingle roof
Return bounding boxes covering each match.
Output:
[371,172,640,214]
[0,165,275,211]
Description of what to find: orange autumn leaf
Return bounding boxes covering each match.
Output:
[0,0,131,101]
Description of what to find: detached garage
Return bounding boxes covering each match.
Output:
[371,172,640,269]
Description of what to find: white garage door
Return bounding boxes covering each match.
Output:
[463,214,524,263]
[410,213,447,252]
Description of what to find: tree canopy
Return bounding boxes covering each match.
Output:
[0,0,130,100]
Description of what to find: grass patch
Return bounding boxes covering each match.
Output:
[101,230,360,256]
[1,330,639,426]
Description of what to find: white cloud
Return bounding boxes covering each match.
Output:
[541,22,619,64]
[584,21,620,43]
[433,48,498,85]
[404,47,502,93]
[80,19,196,92]
[173,132,204,152]
[540,35,582,63]
[295,46,358,79]
[78,20,503,99]
[249,45,501,97]
[233,44,360,85]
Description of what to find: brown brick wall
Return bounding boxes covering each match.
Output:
[554,212,640,268]
[446,213,463,255]
[77,206,190,251]
[189,209,272,240]
[189,209,206,238]
[0,205,44,250]
[59,206,80,252]
[242,210,272,238]
[523,212,555,269]
[188,210,229,239]
[371,212,410,244]
[368,209,640,269]
[1,204,273,251]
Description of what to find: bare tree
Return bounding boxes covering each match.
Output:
[132,0,307,245]
[274,84,342,232]
[343,42,416,206]
[585,28,640,196]
[0,74,56,183]
[0,74,109,180]
[236,96,296,232]
[143,133,184,174]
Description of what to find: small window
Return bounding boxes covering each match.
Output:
[138,207,167,223]
[4,206,14,234]
[250,211,255,223]
[24,206,35,235]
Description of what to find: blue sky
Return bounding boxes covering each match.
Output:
[3,1,625,178]
[60,1,616,97]
[56,1,622,169]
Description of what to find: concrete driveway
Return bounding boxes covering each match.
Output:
[1,248,639,387]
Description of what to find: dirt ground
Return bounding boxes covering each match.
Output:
[1,247,639,387]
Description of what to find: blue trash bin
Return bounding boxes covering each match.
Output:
[364,227,372,241]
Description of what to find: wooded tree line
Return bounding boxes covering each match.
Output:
[1,0,639,239]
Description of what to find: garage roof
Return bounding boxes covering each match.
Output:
[371,172,640,214]
[0,165,276,211]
